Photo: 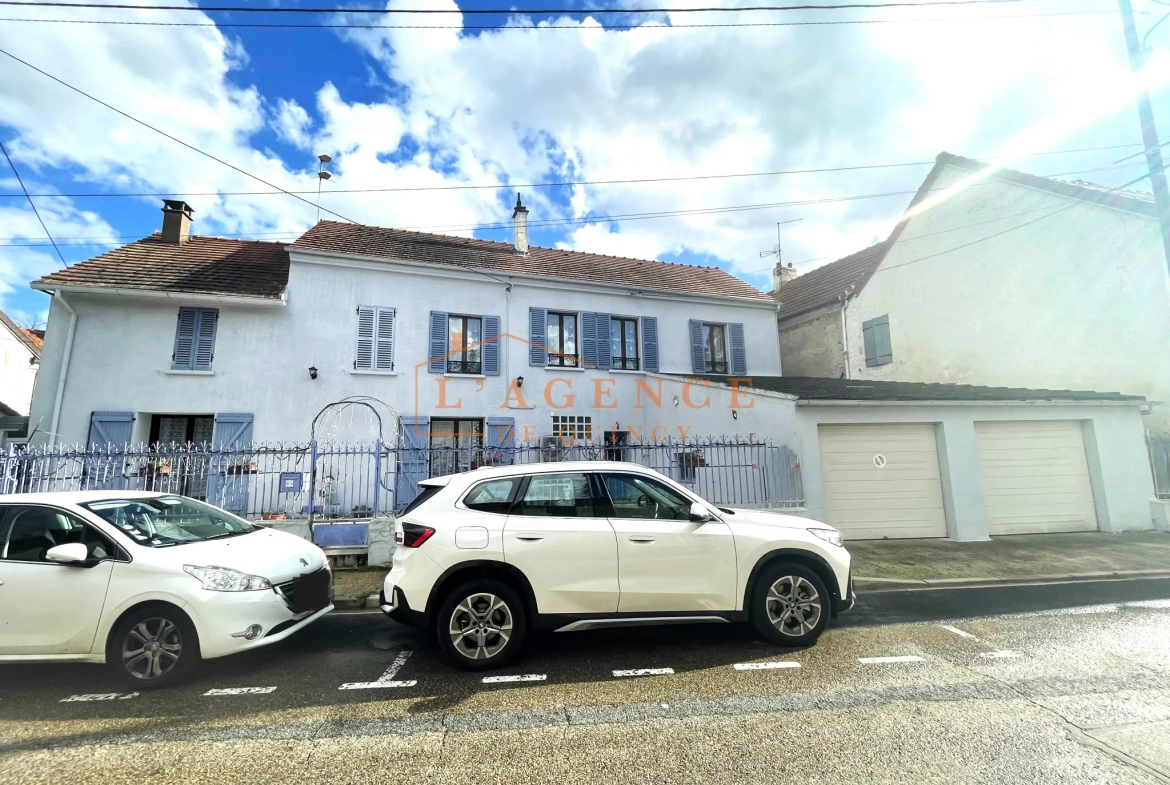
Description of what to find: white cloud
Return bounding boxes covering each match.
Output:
[272,98,313,150]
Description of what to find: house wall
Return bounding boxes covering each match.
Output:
[30,252,782,447]
[845,164,1170,430]
[791,401,1156,540]
[777,304,845,378]
[0,323,37,416]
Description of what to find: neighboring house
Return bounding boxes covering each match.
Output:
[0,308,41,420]
[776,152,1170,431]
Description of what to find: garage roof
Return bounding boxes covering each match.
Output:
[691,375,1144,402]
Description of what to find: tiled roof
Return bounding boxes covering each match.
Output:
[774,242,890,320]
[33,234,290,299]
[21,328,44,351]
[0,309,40,358]
[691,375,1143,402]
[293,221,772,302]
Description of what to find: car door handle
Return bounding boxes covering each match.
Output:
[628,535,656,543]
[514,534,544,542]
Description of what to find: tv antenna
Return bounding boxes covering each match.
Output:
[759,217,803,265]
[316,154,333,223]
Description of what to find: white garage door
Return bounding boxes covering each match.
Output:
[818,424,947,540]
[975,421,1098,535]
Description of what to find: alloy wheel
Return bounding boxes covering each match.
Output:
[765,575,822,637]
[448,592,513,660]
[121,618,183,680]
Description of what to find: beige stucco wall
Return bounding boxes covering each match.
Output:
[846,164,1170,431]
[777,305,845,378]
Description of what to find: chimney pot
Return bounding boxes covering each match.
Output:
[512,193,530,256]
[772,259,798,292]
[161,199,194,244]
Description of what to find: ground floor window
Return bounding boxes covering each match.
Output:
[145,414,215,500]
[552,415,593,442]
[430,418,484,474]
[604,430,629,461]
[150,414,214,446]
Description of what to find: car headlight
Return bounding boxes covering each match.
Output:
[183,565,272,592]
[809,528,844,548]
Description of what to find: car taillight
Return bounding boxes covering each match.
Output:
[398,522,435,548]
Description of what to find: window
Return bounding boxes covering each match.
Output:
[172,307,218,371]
[81,496,254,547]
[463,478,520,514]
[863,315,893,367]
[703,323,728,374]
[150,414,214,446]
[515,473,601,517]
[430,418,484,475]
[552,415,593,442]
[611,317,639,370]
[356,305,395,371]
[401,485,442,516]
[604,430,629,461]
[447,315,483,374]
[546,312,579,367]
[0,505,119,562]
[601,474,692,521]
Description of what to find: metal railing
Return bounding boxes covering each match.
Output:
[1,438,804,518]
[1148,435,1170,500]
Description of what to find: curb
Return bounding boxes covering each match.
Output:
[854,569,1170,592]
[332,593,383,611]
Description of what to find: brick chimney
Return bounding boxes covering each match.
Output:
[773,261,797,292]
[512,193,529,256]
[161,200,194,244]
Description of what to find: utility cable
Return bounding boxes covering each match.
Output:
[0,138,66,263]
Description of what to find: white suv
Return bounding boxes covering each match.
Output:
[382,461,853,669]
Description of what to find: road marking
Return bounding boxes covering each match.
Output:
[60,692,138,702]
[733,661,801,671]
[858,656,925,665]
[1127,599,1170,609]
[938,624,980,640]
[482,674,547,684]
[204,687,277,696]
[613,668,675,678]
[339,649,418,690]
[978,650,1019,659]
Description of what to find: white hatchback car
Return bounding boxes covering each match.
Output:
[381,461,853,669]
[0,491,333,687]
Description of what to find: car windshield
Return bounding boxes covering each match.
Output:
[80,496,257,547]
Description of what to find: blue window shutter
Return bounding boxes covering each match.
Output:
[192,308,218,371]
[580,311,598,368]
[87,411,134,448]
[688,319,704,373]
[729,322,747,376]
[875,316,893,365]
[210,413,253,513]
[641,316,659,373]
[529,307,547,367]
[172,308,198,370]
[396,416,430,508]
[594,313,613,371]
[355,306,375,370]
[375,307,395,371]
[485,416,516,465]
[428,311,448,374]
[483,315,501,376]
[213,412,254,448]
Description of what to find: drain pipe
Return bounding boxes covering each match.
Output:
[838,285,855,380]
[48,290,77,446]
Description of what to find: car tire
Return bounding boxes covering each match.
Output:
[436,579,527,671]
[107,604,201,689]
[750,562,831,647]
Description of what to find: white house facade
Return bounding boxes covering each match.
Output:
[0,309,40,418]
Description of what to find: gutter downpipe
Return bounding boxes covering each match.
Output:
[48,290,77,446]
[838,288,853,380]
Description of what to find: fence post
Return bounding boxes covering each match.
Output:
[308,439,318,536]
[373,440,383,517]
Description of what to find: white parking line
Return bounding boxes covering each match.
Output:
[978,650,1019,660]
[60,692,138,702]
[733,662,801,671]
[204,687,277,696]
[938,624,980,641]
[613,668,675,678]
[339,649,418,690]
[1127,599,1170,609]
[481,674,547,684]
[858,656,925,665]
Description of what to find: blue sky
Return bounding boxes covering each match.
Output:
[2,0,1169,327]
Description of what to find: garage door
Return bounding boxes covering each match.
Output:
[818,424,947,540]
[975,421,1098,535]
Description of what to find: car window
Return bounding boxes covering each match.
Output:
[463,478,520,514]
[80,496,254,547]
[515,473,601,518]
[603,474,692,521]
[0,505,117,563]
[402,485,442,516]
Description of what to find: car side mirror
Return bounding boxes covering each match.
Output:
[45,543,89,565]
[689,501,712,522]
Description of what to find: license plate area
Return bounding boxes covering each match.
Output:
[291,569,331,613]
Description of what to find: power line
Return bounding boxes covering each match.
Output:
[0,0,1059,15]
[0,7,1116,29]
[0,138,65,263]
[0,145,1146,200]
[0,45,366,227]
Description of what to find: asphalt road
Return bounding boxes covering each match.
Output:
[3,578,1170,784]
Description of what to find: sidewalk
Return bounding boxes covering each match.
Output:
[850,531,1170,590]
